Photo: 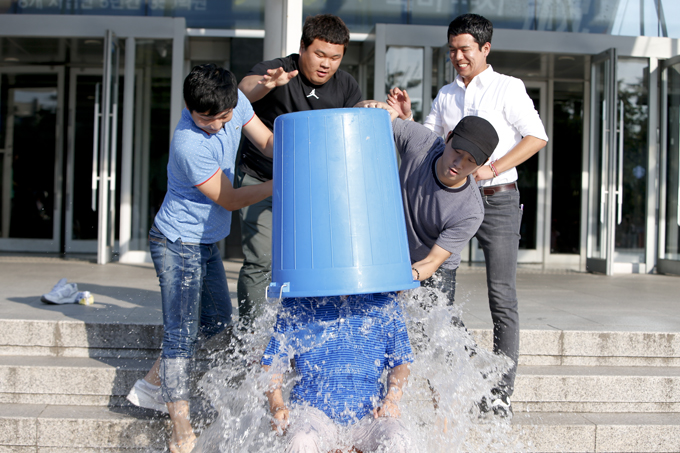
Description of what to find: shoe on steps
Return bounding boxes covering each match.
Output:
[41,281,79,304]
[126,378,168,413]
[478,389,513,419]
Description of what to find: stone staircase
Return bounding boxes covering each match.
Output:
[1,318,680,452]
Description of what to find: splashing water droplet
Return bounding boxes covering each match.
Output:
[194,286,525,452]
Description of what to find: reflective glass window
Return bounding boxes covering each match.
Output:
[663,62,680,260]
[303,0,680,38]
[1,0,266,29]
[385,46,423,121]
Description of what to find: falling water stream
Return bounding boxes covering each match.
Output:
[191,286,528,453]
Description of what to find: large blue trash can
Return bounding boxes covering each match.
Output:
[267,108,419,298]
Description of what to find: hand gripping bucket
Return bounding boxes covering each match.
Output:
[268,108,419,298]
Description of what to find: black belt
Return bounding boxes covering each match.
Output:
[481,182,517,196]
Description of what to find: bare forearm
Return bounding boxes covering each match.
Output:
[220,180,272,211]
[492,136,547,174]
[385,364,410,402]
[239,75,271,103]
[410,244,451,281]
[266,388,285,412]
[243,83,272,103]
[263,366,285,411]
[410,257,441,282]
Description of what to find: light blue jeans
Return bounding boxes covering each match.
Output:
[149,225,232,402]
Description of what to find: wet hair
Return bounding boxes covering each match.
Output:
[183,64,238,116]
[301,14,350,53]
[447,14,493,49]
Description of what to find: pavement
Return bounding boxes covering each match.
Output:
[1,253,678,334]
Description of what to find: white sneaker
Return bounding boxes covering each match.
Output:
[126,379,168,413]
[41,282,79,304]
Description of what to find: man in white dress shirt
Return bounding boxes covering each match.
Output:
[387,13,548,417]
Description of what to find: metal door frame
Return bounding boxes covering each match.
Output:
[66,67,102,253]
[469,80,549,264]
[0,66,64,252]
[586,48,618,275]
[96,29,120,265]
[657,54,680,276]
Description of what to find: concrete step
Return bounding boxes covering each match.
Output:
[2,404,679,452]
[471,329,680,367]
[0,356,154,406]
[513,365,680,413]
[3,356,679,415]
[0,356,218,407]
[3,317,679,366]
[0,319,235,360]
[0,403,167,451]
[0,319,162,359]
[506,412,680,453]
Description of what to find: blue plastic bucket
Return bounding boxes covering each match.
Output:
[268,108,419,298]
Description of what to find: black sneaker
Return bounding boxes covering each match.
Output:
[478,389,513,419]
[489,392,513,418]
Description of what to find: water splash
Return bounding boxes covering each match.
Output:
[193,286,526,452]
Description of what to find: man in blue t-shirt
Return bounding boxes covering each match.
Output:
[126,64,274,453]
[262,293,413,452]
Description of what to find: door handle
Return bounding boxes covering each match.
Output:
[617,100,624,225]
[92,83,101,211]
[600,100,607,224]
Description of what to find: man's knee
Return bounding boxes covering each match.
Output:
[286,430,321,453]
[355,418,410,453]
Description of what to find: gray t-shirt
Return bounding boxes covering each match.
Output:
[393,119,484,269]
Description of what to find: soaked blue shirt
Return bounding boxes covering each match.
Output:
[262,293,413,425]
[154,90,254,244]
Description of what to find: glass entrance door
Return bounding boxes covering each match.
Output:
[658,55,680,275]
[587,49,650,275]
[66,68,125,254]
[586,49,618,274]
[0,68,63,252]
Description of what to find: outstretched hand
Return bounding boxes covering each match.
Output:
[259,67,299,89]
[386,87,412,120]
[373,399,401,419]
[354,100,399,121]
[270,406,290,434]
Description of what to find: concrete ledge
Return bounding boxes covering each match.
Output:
[0,357,212,406]
[37,406,167,449]
[471,329,680,365]
[0,320,163,354]
[584,413,680,452]
[514,366,680,406]
[4,406,680,452]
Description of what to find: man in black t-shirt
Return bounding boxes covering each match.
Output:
[237,14,362,326]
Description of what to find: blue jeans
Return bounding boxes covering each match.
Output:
[475,187,522,396]
[149,225,232,402]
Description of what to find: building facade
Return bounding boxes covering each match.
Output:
[0,0,678,276]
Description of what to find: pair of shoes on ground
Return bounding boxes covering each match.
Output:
[41,278,94,305]
[478,388,513,419]
[126,378,169,413]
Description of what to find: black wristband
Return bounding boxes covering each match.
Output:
[411,267,420,280]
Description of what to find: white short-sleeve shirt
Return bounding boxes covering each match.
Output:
[423,65,549,187]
